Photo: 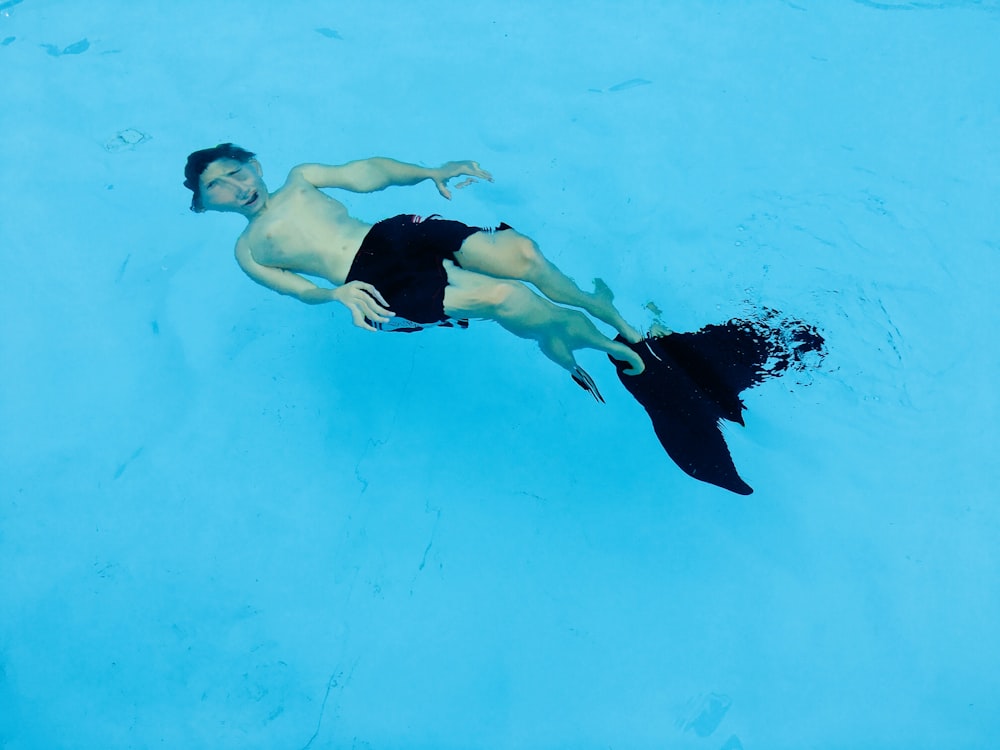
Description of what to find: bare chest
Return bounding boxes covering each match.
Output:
[245,189,369,282]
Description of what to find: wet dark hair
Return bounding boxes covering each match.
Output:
[183,143,256,213]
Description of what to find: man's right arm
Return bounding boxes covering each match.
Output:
[234,237,335,304]
[234,238,395,330]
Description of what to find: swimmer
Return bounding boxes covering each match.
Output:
[184,144,828,494]
[184,144,645,397]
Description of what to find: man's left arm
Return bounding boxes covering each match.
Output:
[289,158,493,199]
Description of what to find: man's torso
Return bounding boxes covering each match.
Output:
[240,176,372,284]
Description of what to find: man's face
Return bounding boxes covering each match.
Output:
[199,158,267,215]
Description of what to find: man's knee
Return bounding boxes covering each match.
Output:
[484,279,524,313]
[503,233,545,278]
[447,276,522,316]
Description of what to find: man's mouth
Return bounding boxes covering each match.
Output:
[244,192,259,206]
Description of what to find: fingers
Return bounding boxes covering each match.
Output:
[350,308,378,332]
[358,287,393,322]
[363,304,392,324]
[443,161,494,184]
[357,295,392,323]
[434,180,452,200]
[434,162,492,200]
[341,282,394,329]
[470,161,494,182]
[362,293,393,315]
[356,282,389,307]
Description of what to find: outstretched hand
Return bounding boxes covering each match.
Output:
[432,160,494,200]
[333,281,394,331]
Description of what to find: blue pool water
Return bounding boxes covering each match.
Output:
[1,1,998,748]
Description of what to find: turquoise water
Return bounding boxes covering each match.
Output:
[1,1,998,748]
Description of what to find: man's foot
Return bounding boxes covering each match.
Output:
[592,278,643,343]
[607,340,645,376]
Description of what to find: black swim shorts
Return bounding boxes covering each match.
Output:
[344,213,512,332]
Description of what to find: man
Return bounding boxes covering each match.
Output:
[183,144,829,495]
[183,143,644,398]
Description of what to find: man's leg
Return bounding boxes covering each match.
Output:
[455,229,643,343]
[442,262,644,382]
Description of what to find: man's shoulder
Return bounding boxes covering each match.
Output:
[234,216,265,250]
[273,169,326,202]
[283,165,319,188]
[234,225,254,252]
